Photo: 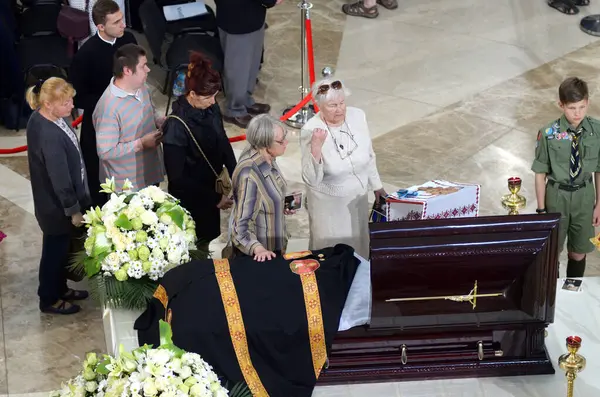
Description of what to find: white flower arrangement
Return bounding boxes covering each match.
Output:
[73,178,200,309]
[50,321,246,397]
[82,178,197,282]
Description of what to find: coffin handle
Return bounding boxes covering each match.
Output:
[401,344,408,365]
[477,341,484,361]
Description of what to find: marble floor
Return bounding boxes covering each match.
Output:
[2,0,600,394]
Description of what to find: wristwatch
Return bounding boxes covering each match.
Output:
[536,208,547,214]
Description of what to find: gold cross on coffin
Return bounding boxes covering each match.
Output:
[385,281,504,309]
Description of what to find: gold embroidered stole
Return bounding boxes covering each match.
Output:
[299,271,327,379]
[213,259,269,397]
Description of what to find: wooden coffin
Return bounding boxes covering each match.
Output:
[319,214,561,384]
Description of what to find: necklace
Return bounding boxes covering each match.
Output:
[324,120,357,159]
[323,119,364,190]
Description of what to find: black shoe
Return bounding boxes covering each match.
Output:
[40,300,81,315]
[247,103,271,115]
[566,257,586,277]
[223,114,253,128]
[61,288,89,301]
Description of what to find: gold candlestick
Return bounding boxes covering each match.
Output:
[501,177,526,215]
[558,336,586,397]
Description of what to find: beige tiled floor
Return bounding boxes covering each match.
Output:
[2,0,600,393]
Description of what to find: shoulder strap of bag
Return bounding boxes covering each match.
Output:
[166,115,220,178]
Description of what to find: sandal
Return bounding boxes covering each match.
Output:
[548,0,579,14]
[376,0,398,10]
[342,1,379,18]
[61,288,89,301]
[40,299,81,315]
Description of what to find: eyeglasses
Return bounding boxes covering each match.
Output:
[317,80,343,96]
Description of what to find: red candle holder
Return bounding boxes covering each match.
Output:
[502,177,526,215]
[567,335,582,349]
[559,335,585,397]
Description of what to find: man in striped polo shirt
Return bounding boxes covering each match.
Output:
[93,44,164,192]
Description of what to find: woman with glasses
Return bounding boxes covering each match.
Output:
[231,114,293,262]
[300,78,386,258]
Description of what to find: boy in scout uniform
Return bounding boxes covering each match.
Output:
[532,77,600,278]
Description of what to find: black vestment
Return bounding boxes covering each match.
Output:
[135,244,360,397]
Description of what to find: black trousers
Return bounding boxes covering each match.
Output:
[38,232,71,307]
[80,119,105,208]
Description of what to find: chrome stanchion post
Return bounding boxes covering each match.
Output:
[282,0,315,128]
[321,66,334,78]
[299,0,310,124]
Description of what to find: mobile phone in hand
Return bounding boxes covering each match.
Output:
[285,191,303,211]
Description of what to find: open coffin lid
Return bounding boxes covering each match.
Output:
[319,213,561,384]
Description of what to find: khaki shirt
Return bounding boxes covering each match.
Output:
[531,115,600,184]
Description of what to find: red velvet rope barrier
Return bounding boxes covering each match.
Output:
[73,114,83,127]
[0,114,84,154]
[228,134,247,143]
[0,145,28,155]
[280,93,313,122]
[305,17,319,113]
[0,94,316,154]
[306,19,315,85]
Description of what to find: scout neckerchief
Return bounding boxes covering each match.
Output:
[544,118,584,182]
[569,124,584,182]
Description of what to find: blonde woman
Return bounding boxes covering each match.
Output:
[26,77,90,315]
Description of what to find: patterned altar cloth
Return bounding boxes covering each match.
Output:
[386,180,480,221]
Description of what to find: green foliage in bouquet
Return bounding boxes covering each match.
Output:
[70,178,209,310]
[51,320,252,397]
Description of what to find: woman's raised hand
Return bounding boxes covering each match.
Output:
[311,128,328,147]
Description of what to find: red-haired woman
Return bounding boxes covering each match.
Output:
[162,52,237,250]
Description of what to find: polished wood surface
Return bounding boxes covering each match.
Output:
[319,214,561,384]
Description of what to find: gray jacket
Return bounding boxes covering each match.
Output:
[27,111,91,235]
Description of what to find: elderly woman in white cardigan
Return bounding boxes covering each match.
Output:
[300,78,386,258]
